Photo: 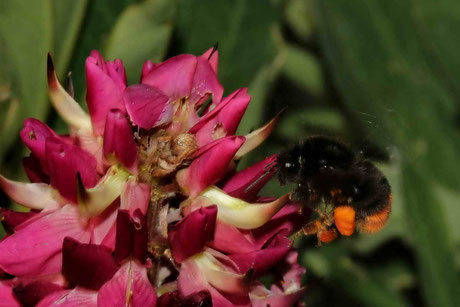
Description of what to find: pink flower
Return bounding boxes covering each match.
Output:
[0,47,307,306]
[86,50,127,136]
[124,48,223,132]
[169,206,217,263]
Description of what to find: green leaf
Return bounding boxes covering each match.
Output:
[276,107,345,142]
[237,54,283,135]
[284,0,315,41]
[235,53,284,170]
[282,44,323,96]
[313,1,460,305]
[304,245,408,307]
[313,0,460,190]
[67,0,139,99]
[412,0,460,98]
[434,185,460,245]
[368,261,415,291]
[176,0,278,93]
[52,0,89,76]
[0,0,53,165]
[105,0,175,84]
[402,164,460,307]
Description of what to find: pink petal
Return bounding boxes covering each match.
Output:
[85,51,126,135]
[189,56,223,105]
[157,290,212,306]
[113,210,134,263]
[190,88,250,146]
[0,209,38,234]
[249,251,306,306]
[123,84,172,129]
[140,60,158,80]
[229,245,290,276]
[222,154,277,201]
[99,219,117,250]
[120,180,150,216]
[76,130,105,174]
[0,281,21,307]
[278,251,305,291]
[19,118,58,172]
[141,54,197,101]
[13,281,63,307]
[198,250,249,295]
[208,221,256,254]
[192,135,229,157]
[103,109,138,173]
[178,258,249,307]
[88,200,119,249]
[88,50,107,72]
[45,138,99,203]
[131,211,149,264]
[0,205,91,277]
[36,288,97,307]
[169,206,217,263]
[114,210,147,263]
[250,284,306,307]
[98,260,157,307]
[266,233,292,250]
[62,237,119,290]
[179,136,245,197]
[252,203,310,249]
[201,46,219,73]
[199,88,249,131]
[106,59,127,90]
[142,53,223,105]
[22,155,49,183]
[0,175,66,210]
[157,291,182,306]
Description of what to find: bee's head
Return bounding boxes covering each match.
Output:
[276,145,302,184]
[302,137,355,174]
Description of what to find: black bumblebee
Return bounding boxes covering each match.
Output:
[277,136,391,243]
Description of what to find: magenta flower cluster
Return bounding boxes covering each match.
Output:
[0,48,308,306]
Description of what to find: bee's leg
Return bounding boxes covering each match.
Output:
[316,202,334,223]
[292,219,323,240]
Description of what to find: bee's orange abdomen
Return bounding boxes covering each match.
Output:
[359,194,392,233]
[334,206,356,236]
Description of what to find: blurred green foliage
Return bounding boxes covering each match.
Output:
[1,0,459,306]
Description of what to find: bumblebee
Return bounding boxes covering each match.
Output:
[277,136,391,243]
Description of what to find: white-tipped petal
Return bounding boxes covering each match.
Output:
[78,165,130,218]
[0,175,66,210]
[200,186,289,229]
[194,251,247,295]
[47,54,92,132]
[234,111,282,160]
